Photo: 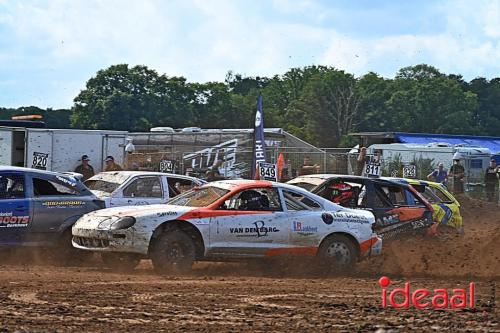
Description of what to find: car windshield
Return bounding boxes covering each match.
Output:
[287,181,318,192]
[84,173,130,194]
[168,186,229,207]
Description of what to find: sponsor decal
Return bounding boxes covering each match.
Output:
[56,175,77,187]
[157,211,178,217]
[332,212,370,224]
[379,276,475,309]
[292,221,318,235]
[42,201,85,208]
[376,214,400,227]
[0,212,29,227]
[229,220,279,237]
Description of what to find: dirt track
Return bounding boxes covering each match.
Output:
[0,196,498,332]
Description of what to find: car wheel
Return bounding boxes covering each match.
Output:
[317,235,358,273]
[101,253,141,272]
[53,230,93,266]
[151,229,195,275]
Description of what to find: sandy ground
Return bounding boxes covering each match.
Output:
[0,196,497,332]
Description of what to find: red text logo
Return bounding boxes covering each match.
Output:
[379,276,475,309]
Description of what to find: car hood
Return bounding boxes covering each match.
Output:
[86,204,197,218]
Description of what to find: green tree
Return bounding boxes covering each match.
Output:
[71,64,195,131]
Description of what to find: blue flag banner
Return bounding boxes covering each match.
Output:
[251,94,266,179]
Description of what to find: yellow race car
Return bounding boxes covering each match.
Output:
[384,178,463,233]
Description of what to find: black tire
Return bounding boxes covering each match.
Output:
[151,229,196,275]
[317,235,358,273]
[101,253,141,272]
[53,230,93,266]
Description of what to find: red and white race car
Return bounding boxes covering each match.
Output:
[72,180,382,273]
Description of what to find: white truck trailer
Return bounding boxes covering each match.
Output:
[365,142,491,182]
[0,127,128,173]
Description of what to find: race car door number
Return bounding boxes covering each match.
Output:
[32,152,49,170]
[258,162,277,181]
[364,163,381,177]
[159,160,174,173]
[403,165,416,178]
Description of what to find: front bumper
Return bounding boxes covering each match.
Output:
[72,226,150,255]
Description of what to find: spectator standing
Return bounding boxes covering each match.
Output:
[104,156,123,171]
[448,154,465,194]
[427,162,448,184]
[356,147,368,176]
[484,159,500,202]
[74,155,95,181]
[299,156,320,176]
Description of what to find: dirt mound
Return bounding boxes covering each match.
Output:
[358,195,500,278]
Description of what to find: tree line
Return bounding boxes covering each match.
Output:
[2,64,500,147]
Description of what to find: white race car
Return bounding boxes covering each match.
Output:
[84,171,205,208]
[72,180,382,273]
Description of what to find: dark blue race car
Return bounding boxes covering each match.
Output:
[0,167,104,257]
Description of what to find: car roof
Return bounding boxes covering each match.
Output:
[0,166,69,177]
[382,177,440,187]
[290,174,406,186]
[96,171,200,180]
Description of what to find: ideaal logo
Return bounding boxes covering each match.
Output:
[379,276,475,309]
[229,221,279,237]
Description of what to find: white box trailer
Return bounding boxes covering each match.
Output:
[0,127,128,173]
[365,142,491,181]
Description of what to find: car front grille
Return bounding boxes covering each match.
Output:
[73,236,109,248]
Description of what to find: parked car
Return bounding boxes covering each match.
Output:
[72,180,382,273]
[384,178,463,233]
[287,174,435,239]
[84,171,206,208]
[0,166,104,254]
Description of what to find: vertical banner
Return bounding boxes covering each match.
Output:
[251,94,267,179]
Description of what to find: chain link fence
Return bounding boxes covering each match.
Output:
[125,147,498,203]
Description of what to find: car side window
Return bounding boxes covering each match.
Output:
[33,177,78,196]
[123,177,162,198]
[167,177,196,198]
[0,173,25,199]
[220,188,282,211]
[282,189,322,211]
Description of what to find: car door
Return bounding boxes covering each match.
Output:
[110,176,165,206]
[29,173,96,245]
[369,182,431,237]
[281,188,325,248]
[0,172,31,245]
[207,187,290,258]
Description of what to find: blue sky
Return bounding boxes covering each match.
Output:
[1,0,500,109]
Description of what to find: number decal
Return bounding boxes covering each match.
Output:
[32,152,49,170]
[258,162,277,181]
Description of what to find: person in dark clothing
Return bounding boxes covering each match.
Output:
[74,155,95,181]
[484,159,499,202]
[448,155,465,194]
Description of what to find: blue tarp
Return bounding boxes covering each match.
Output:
[393,133,500,155]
